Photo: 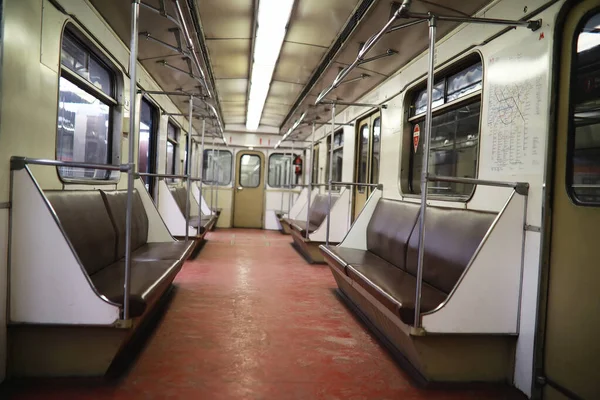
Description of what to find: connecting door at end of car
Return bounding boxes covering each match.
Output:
[233,151,265,228]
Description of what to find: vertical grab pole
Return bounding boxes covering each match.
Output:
[215,161,220,214]
[123,0,140,321]
[289,140,294,212]
[280,147,285,213]
[305,122,315,240]
[185,95,193,241]
[199,119,205,217]
[414,16,436,328]
[211,136,215,214]
[326,103,335,247]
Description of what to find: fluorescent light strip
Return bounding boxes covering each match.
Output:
[246,0,295,131]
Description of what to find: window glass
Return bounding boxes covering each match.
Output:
[139,98,157,190]
[61,32,113,97]
[371,118,381,184]
[312,146,319,183]
[168,122,178,141]
[239,154,261,188]
[326,131,344,184]
[166,121,178,176]
[570,14,600,203]
[447,62,483,102]
[409,101,480,197]
[166,141,175,175]
[203,150,232,185]
[269,153,297,187]
[357,124,369,183]
[57,29,115,181]
[414,81,445,115]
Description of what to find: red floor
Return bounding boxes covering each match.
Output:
[3,229,526,399]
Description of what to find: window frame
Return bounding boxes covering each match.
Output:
[400,52,484,202]
[202,149,233,186]
[268,152,300,188]
[56,24,122,184]
[166,120,179,177]
[566,9,600,206]
[238,154,262,188]
[139,96,159,193]
[325,129,344,185]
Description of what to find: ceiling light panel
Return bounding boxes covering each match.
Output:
[246,0,295,131]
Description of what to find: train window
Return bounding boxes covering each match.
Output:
[357,124,369,185]
[166,121,179,177]
[203,150,232,185]
[569,13,600,204]
[371,118,381,184]
[139,98,158,192]
[326,131,344,184]
[312,145,320,183]
[239,154,261,188]
[269,153,299,188]
[57,28,118,181]
[404,57,482,198]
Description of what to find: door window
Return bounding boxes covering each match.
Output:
[569,13,600,204]
[239,154,261,188]
[357,123,370,184]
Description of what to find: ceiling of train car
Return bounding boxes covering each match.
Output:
[90,0,492,138]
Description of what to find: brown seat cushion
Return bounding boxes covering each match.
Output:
[100,190,149,259]
[289,219,321,236]
[348,261,447,325]
[91,260,181,317]
[308,194,338,228]
[366,199,420,270]
[406,206,495,294]
[132,242,193,262]
[321,246,381,275]
[46,190,117,275]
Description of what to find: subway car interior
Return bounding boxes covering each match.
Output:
[0,0,598,398]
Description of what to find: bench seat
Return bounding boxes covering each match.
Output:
[348,262,446,325]
[322,246,446,324]
[170,186,216,234]
[91,259,181,317]
[132,242,193,262]
[320,197,509,383]
[321,246,382,274]
[288,219,320,236]
[46,189,191,319]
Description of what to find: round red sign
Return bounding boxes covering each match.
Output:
[413,124,420,153]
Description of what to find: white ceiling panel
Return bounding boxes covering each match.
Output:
[273,42,328,84]
[206,39,251,79]
[196,0,254,39]
[286,0,362,47]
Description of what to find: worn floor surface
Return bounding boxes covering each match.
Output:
[2,229,526,399]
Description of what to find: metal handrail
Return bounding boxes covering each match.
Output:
[11,157,130,172]
[428,175,529,193]
[138,172,192,180]
[330,182,382,188]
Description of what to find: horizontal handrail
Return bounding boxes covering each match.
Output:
[427,175,529,195]
[10,156,130,172]
[137,172,201,181]
[330,181,383,189]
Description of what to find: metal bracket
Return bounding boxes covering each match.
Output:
[338,74,370,86]
[114,319,134,329]
[525,224,541,233]
[358,49,398,65]
[515,182,530,196]
[10,156,26,171]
